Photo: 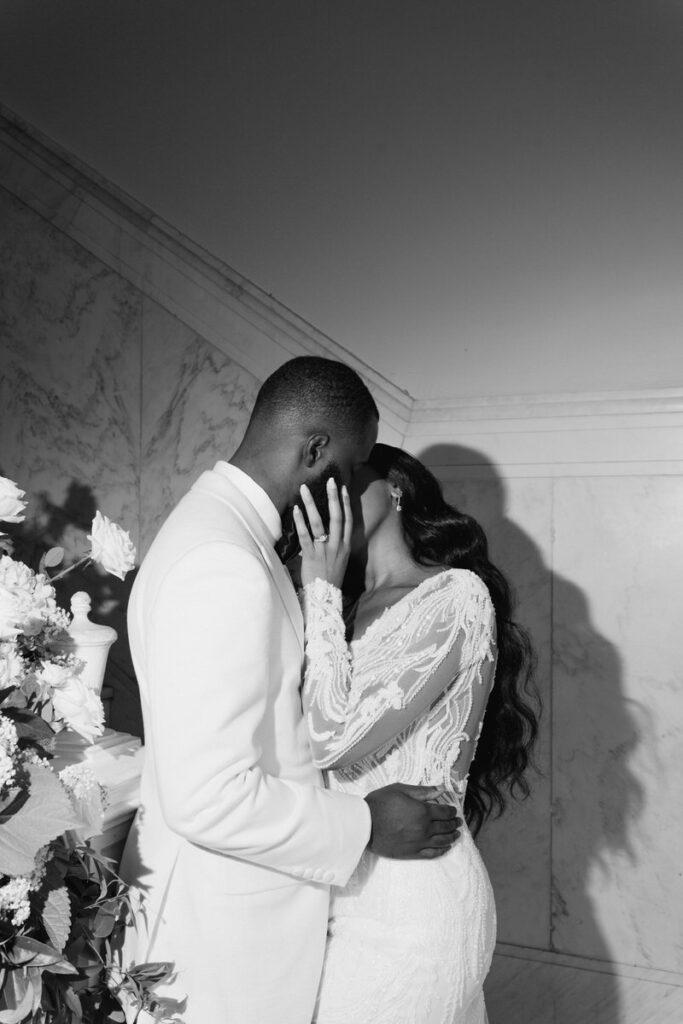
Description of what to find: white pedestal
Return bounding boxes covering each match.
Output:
[52,728,144,864]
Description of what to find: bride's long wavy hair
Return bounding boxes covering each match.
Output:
[366,444,539,836]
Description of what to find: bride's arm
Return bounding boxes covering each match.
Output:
[301,570,496,770]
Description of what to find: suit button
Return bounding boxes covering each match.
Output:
[322,870,335,884]
[302,867,314,880]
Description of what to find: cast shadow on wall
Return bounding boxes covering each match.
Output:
[8,480,142,740]
[419,444,645,1024]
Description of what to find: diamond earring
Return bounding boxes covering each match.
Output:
[390,487,403,512]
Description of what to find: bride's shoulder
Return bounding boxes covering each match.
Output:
[420,568,493,607]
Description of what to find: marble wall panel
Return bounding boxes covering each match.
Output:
[432,465,553,950]
[552,475,683,973]
[0,190,141,533]
[485,951,683,1024]
[139,297,261,556]
[0,187,143,734]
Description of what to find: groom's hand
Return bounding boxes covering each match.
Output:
[365,783,462,859]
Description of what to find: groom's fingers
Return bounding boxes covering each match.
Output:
[422,832,455,850]
[418,845,451,859]
[428,815,463,836]
[425,801,459,819]
[394,783,448,802]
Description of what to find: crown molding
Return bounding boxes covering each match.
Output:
[411,387,683,425]
[407,386,683,472]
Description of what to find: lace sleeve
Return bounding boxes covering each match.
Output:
[301,571,496,770]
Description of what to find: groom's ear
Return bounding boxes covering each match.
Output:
[302,433,330,469]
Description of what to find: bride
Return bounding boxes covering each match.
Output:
[292,443,538,1024]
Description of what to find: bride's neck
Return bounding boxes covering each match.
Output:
[362,517,427,593]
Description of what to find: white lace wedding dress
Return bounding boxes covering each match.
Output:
[301,569,498,1024]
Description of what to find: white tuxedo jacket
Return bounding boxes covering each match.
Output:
[120,463,371,1023]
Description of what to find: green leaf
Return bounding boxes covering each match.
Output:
[42,853,68,890]
[45,544,64,569]
[42,886,71,954]
[65,941,96,971]
[128,960,174,982]
[62,985,83,1018]
[24,966,43,1019]
[9,936,76,974]
[0,967,33,1023]
[2,708,55,748]
[41,547,65,572]
[0,786,30,825]
[91,909,116,939]
[0,764,77,876]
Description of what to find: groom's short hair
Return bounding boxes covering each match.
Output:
[249,357,379,440]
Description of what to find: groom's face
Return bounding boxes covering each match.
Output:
[315,415,378,524]
[280,415,378,553]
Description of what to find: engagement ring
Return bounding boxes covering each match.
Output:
[314,534,329,543]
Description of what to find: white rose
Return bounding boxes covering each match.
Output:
[0,556,62,635]
[0,478,27,524]
[0,643,24,689]
[42,664,104,742]
[0,586,23,640]
[88,512,136,581]
[36,660,73,697]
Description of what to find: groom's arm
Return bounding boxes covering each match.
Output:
[145,540,371,886]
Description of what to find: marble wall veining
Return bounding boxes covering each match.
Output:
[0,188,141,536]
[0,187,144,734]
[0,186,262,736]
[552,475,683,974]
[140,297,260,556]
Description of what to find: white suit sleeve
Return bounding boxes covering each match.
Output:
[301,571,497,771]
[145,541,370,885]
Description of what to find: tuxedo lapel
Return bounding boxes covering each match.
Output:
[192,470,304,652]
[258,542,305,654]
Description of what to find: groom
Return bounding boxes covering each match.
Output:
[120,357,460,1024]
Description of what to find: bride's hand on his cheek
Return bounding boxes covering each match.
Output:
[294,478,352,589]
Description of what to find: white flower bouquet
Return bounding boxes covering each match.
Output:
[0,477,179,1023]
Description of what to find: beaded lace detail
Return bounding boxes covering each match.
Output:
[302,569,498,1024]
[302,569,497,807]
